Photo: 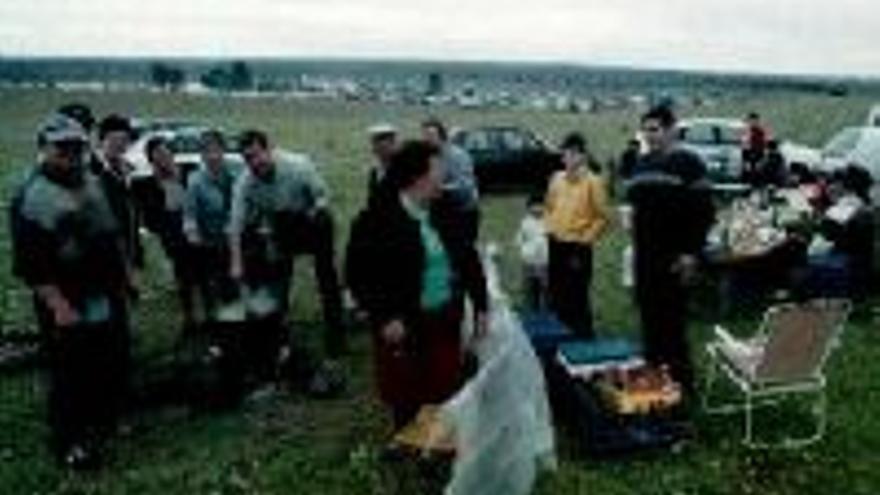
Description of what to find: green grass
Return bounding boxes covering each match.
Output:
[1,88,880,494]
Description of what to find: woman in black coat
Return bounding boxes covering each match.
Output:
[346,140,488,428]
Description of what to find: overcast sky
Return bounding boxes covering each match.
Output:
[1,0,878,76]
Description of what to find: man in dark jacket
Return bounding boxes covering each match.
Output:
[89,114,141,278]
[131,136,195,329]
[10,114,130,469]
[365,123,399,208]
[626,106,715,396]
[346,140,489,428]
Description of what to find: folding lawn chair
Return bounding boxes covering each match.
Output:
[703,298,851,448]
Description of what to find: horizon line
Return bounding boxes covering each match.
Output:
[1,53,878,82]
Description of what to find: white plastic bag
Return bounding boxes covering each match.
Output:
[440,245,556,495]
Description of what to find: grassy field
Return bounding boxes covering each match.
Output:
[1,88,879,494]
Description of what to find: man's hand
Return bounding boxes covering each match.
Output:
[37,286,80,327]
[127,270,141,303]
[381,319,406,345]
[672,254,699,285]
[230,257,244,280]
[472,311,490,342]
[52,300,80,327]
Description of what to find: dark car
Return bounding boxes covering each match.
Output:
[450,126,562,193]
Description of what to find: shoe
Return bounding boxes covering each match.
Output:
[61,444,100,471]
[307,361,347,398]
[245,383,279,404]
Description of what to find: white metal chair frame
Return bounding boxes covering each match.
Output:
[703,298,851,449]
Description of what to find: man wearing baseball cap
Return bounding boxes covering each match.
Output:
[365,122,399,207]
[10,113,130,469]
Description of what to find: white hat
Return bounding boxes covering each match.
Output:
[367,123,397,137]
[38,113,88,144]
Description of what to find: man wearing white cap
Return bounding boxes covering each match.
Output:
[10,114,130,469]
[366,122,399,207]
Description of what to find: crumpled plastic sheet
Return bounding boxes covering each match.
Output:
[439,246,556,495]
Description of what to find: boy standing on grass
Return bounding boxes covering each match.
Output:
[515,195,550,311]
[543,132,610,338]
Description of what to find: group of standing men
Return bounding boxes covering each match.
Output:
[9,101,714,469]
[10,104,348,469]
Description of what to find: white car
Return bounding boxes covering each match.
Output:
[817,126,880,203]
[866,104,880,127]
[676,118,746,182]
[126,126,243,179]
[817,126,880,175]
[676,118,820,182]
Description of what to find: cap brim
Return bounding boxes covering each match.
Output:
[368,124,397,136]
[46,130,88,143]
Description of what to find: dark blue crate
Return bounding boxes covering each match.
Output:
[568,378,689,457]
[519,311,576,357]
[546,360,689,458]
[557,338,641,366]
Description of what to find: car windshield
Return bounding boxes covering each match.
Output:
[460,131,493,151]
[169,134,202,154]
[167,130,239,155]
[823,128,862,158]
[679,123,742,145]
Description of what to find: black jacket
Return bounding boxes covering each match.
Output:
[130,175,188,260]
[90,156,143,268]
[626,148,715,283]
[345,195,488,328]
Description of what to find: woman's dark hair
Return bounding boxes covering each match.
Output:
[239,129,270,150]
[386,140,440,191]
[641,105,677,128]
[98,114,133,141]
[145,136,168,162]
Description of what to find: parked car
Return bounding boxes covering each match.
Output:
[676,118,820,183]
[126,125,243,179]
[676,118,745,183]
[130,117,201,138]
[816,126,880,199]
[817,127,880,174]
[866,104,880,127]
[450,126,562,192]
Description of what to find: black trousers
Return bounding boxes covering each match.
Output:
[242,209,346,360]
[636,269,694,394]
[37,298,129,456]
[290,210,346,358]
[192,244,235,320]
[548,238,594,338]
[523,268,549,312]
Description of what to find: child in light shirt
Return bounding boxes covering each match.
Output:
[515,196,550,311]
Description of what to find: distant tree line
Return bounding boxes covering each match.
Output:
[148,60,254,92]
[200,61,254,91]
[150,63,185,91]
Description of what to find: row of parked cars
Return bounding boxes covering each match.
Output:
[126,110,880,200]
[453,113,880,198]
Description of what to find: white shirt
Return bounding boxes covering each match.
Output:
[515,214,549,267]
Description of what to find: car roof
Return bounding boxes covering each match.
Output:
[830,126,880,140]
[456,126,534,133]
[677,117,745,128]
